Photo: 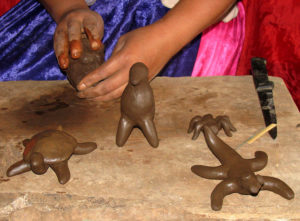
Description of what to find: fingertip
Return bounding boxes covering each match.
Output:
[91,39,102,50]
[70,40,82,59]
[59,55,69,69]
[76,91,85,98]
[77,82,87,91]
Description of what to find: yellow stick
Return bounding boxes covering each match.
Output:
[235,123,277,150]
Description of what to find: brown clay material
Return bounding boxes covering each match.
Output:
[65,35,105,90]
[116,62,159,148]
[188,114,236,140]
[6,129,97,184]
[191,126,294,211]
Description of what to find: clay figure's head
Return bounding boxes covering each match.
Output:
[240,172,264,195]
[30,152,48,175]
[129,62,148,86]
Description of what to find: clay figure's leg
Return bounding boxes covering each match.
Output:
[247,151,268,172]
[211,179,239,211]
[116,116,134,147]
[260,176,294,200]
[139,119,159,148]
[30,152,49,175]
[50,161,71,184]
[191,165,227,180]
[74,142,97,155]
[6,160,31,177]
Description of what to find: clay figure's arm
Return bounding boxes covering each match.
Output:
[191,165,227,180]
[203,126,241,165]
[49,161,71,184]
[74,142,97,155]
[77,0,237,101]
[6,160,31,177]
[39,0,104,69]
[260,175,294,200]
[211,179,239,211]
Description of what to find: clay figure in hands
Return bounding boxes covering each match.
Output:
[116,62,159,147]
[7,129,97,184]
[188,114,236,140]
[65,35,105,90]
[191,126,294,211]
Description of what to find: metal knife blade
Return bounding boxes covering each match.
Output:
[251,57,277,139]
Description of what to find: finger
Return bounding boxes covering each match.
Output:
[78,68,127,98]
[222,116,237,132]
[68,20,82,58]
[192,126,201,140]
[54,30,69,69]
[83,15,104,50]
[92,84,126,102]
[222,123,233,137]
[229,122,237,132]
[188,116,201,133]
[85,27,102,50]
[77,54,122,91]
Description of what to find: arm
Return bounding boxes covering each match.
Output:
[77,0,236,101]
[155,0,237,63]
[39,0,104,69]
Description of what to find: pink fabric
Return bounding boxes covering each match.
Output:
[191,2,245,77]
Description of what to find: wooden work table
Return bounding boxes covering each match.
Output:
[0,76,299,220]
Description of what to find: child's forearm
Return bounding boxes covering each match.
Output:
[155,0,236,56]
[39,0,88,22]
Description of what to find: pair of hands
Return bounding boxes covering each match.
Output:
[55,8,170,101]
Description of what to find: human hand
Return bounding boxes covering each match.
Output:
[54,8,104,69]
[188,114,236,140]
[77,23,175,101]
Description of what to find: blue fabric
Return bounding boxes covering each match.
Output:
[0,0,201,81]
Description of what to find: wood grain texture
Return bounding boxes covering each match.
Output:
[0,76,299,220]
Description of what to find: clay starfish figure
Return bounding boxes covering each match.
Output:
[7,129,97,184]
[188,114,236,140]
[116,62,159,147]
[191,126,294,211]
[65,35,105,90]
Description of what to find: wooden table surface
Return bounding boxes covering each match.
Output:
[0,76,299,220]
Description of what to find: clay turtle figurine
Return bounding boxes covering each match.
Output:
[188,114,236,140]
[191,126,294,211]
[7,129,97,184]
[116,62,159,147]
[64,35,105,90]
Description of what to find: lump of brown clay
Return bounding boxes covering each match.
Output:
[188,114,236,140]
[116,62,159,148]
[65,35,105,90]
[191,126,294,211]
[6,129,97,184]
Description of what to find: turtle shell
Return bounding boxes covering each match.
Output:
[23,130,77,164]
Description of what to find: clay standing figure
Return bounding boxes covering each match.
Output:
[65,35,105,90]
[116,62,159,147]
[188,114,236,140]
[191,126,294,211]
[7,129,97,184]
